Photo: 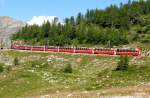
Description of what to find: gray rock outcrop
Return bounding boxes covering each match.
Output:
[0,16,25,48]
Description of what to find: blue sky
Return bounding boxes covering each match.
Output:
[0,0,128,22]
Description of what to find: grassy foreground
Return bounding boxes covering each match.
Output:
[0,49,150,98]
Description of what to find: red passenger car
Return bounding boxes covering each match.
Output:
[11,44,141,56]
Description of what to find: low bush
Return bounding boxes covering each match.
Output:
[0,63,4,73]
[63,63,73,73]
[13,57,19,66]
[116,55,129,71]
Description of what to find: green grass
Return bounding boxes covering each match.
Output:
[97,65,150,88]
[0,49,150,98]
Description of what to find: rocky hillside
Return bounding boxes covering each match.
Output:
[0,16,25,48]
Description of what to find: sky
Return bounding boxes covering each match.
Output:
[0,0,129,22]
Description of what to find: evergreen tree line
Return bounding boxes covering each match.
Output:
[12,0,150,46]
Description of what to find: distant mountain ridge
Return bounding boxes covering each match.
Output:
[0,16,25,48]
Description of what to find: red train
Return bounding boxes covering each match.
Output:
[11,44,141,56]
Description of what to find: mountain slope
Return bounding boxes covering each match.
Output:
[0,16,25,48]
[12,0,150,46]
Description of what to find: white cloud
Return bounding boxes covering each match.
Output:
[27,16,58,26]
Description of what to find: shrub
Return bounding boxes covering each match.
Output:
[141,39,150,43]
[63,63,73,73]
[13,57,19,66]
[6,66,12,72]
[116,55,129,71]
[0,63,4,73]
[132,33,140,41]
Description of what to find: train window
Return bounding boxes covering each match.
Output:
[33,46,43,48]
[117,49,119,52]
[129,48,133,52]
[120,49,122,52]
[124,49,126,52]
[48,46,56,49]
[126,49,129,52]
[119,49,121,52]
[129,49,132,52]
[132,49,135,52]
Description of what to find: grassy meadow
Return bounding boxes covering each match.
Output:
[0,46,150,98]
